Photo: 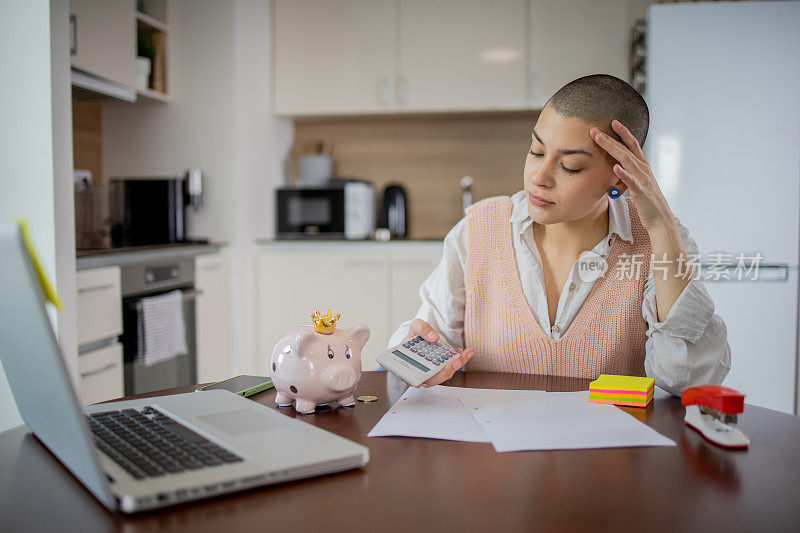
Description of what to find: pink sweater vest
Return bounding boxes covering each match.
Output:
[464,196,652,378]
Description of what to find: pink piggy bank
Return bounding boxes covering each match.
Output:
[270,309,370,414]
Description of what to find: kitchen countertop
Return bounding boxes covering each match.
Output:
[76,241,225,270]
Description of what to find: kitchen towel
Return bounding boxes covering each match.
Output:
[138,290,188,367]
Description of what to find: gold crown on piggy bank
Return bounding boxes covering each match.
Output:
[311,309,341,334]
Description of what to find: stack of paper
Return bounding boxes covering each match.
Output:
[367,385,675,452]
[589,374,654,407]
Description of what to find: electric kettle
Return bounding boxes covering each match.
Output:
[379,184,408,239]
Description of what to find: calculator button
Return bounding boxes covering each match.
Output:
[432,360,441,366]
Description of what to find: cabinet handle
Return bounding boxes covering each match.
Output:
[395,76,409,106]
[80,362,117,378]
[377,77,391,106]
[78,283,115,294]
[70,14,77,55]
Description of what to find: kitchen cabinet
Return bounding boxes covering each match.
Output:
[528,0,629,108]
[195,251,230,384]
[76,266,124,404]
[389,252,442,334]
[78,342,124,405]
[69,0,171,103]
[70,0,136,90]
[273,0,633,116]
[273,0,525,115]
[76,266,123,346]
[257,242,442,372]
[273,0,395,115]
[397,0,527,112]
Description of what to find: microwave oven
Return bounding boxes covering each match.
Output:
[109,177,187,247]
[275,180,375,240]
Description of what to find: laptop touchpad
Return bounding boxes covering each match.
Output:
[196,409,290,436]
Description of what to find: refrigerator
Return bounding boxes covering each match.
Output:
[646,1,800,414]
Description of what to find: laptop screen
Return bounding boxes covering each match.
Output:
[0,222,114,509]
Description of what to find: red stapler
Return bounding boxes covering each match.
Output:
[681,385,749,449]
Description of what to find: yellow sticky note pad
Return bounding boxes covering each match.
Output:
[10,218,63,310]
[590,374,654,393]
[589,374,654,408]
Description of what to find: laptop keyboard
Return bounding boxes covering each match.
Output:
[87,406,243,480]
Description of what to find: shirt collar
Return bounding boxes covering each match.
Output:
[509,189,633,244]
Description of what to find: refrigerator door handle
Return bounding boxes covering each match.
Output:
[699,264,790,282]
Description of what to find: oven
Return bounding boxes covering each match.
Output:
[119,258,198,395]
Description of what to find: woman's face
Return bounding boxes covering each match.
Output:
[524,104,621,225]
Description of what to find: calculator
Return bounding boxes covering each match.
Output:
[375,335,460,387]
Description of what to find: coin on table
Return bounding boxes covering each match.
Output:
[356,395,378,403]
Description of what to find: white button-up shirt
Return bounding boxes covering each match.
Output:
[388,190,731,395]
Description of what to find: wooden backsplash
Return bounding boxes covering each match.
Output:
[72,101,103,184]
[293,112,541,240]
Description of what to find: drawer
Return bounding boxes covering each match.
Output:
[78,342,124,405]
[76,266,122,346]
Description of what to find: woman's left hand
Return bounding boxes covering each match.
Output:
[590,120,675,233]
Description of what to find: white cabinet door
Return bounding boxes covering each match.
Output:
[78,342,124,405]
[388,245,443,341]
[273,0,395,115]
[70,0,136,89]
[398,0,527,112]
[528,0,629,108]
[195,252,231,384]
[258,247,390,372]
[76,266,122,346]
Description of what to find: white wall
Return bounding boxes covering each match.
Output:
[230,0,293,374]
[0,0,76,434]
[103,0,293,375]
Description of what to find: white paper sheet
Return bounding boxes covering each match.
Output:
[463,391,675,452]
[368,386,675,452]
[366,385,490,442]
[367,386,546,442]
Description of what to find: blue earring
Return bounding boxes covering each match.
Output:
[608,187,621,199]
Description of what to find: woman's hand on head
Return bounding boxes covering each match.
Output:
[590,120,676,233]
[401,319,475,388]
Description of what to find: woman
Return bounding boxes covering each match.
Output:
[387,74,731,394]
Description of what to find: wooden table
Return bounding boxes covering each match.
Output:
[1,371,798,532]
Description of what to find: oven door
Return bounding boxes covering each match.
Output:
[276,187,345,239]
[121,287,198,395]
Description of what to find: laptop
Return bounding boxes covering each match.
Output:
[0,222,368,513]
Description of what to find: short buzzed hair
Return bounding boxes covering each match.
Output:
[545,74,649,149]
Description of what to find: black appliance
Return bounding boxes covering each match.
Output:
[379,184,408,239]
[109,177,187,247]
[275,179,375,240]
[119,258,198,395]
